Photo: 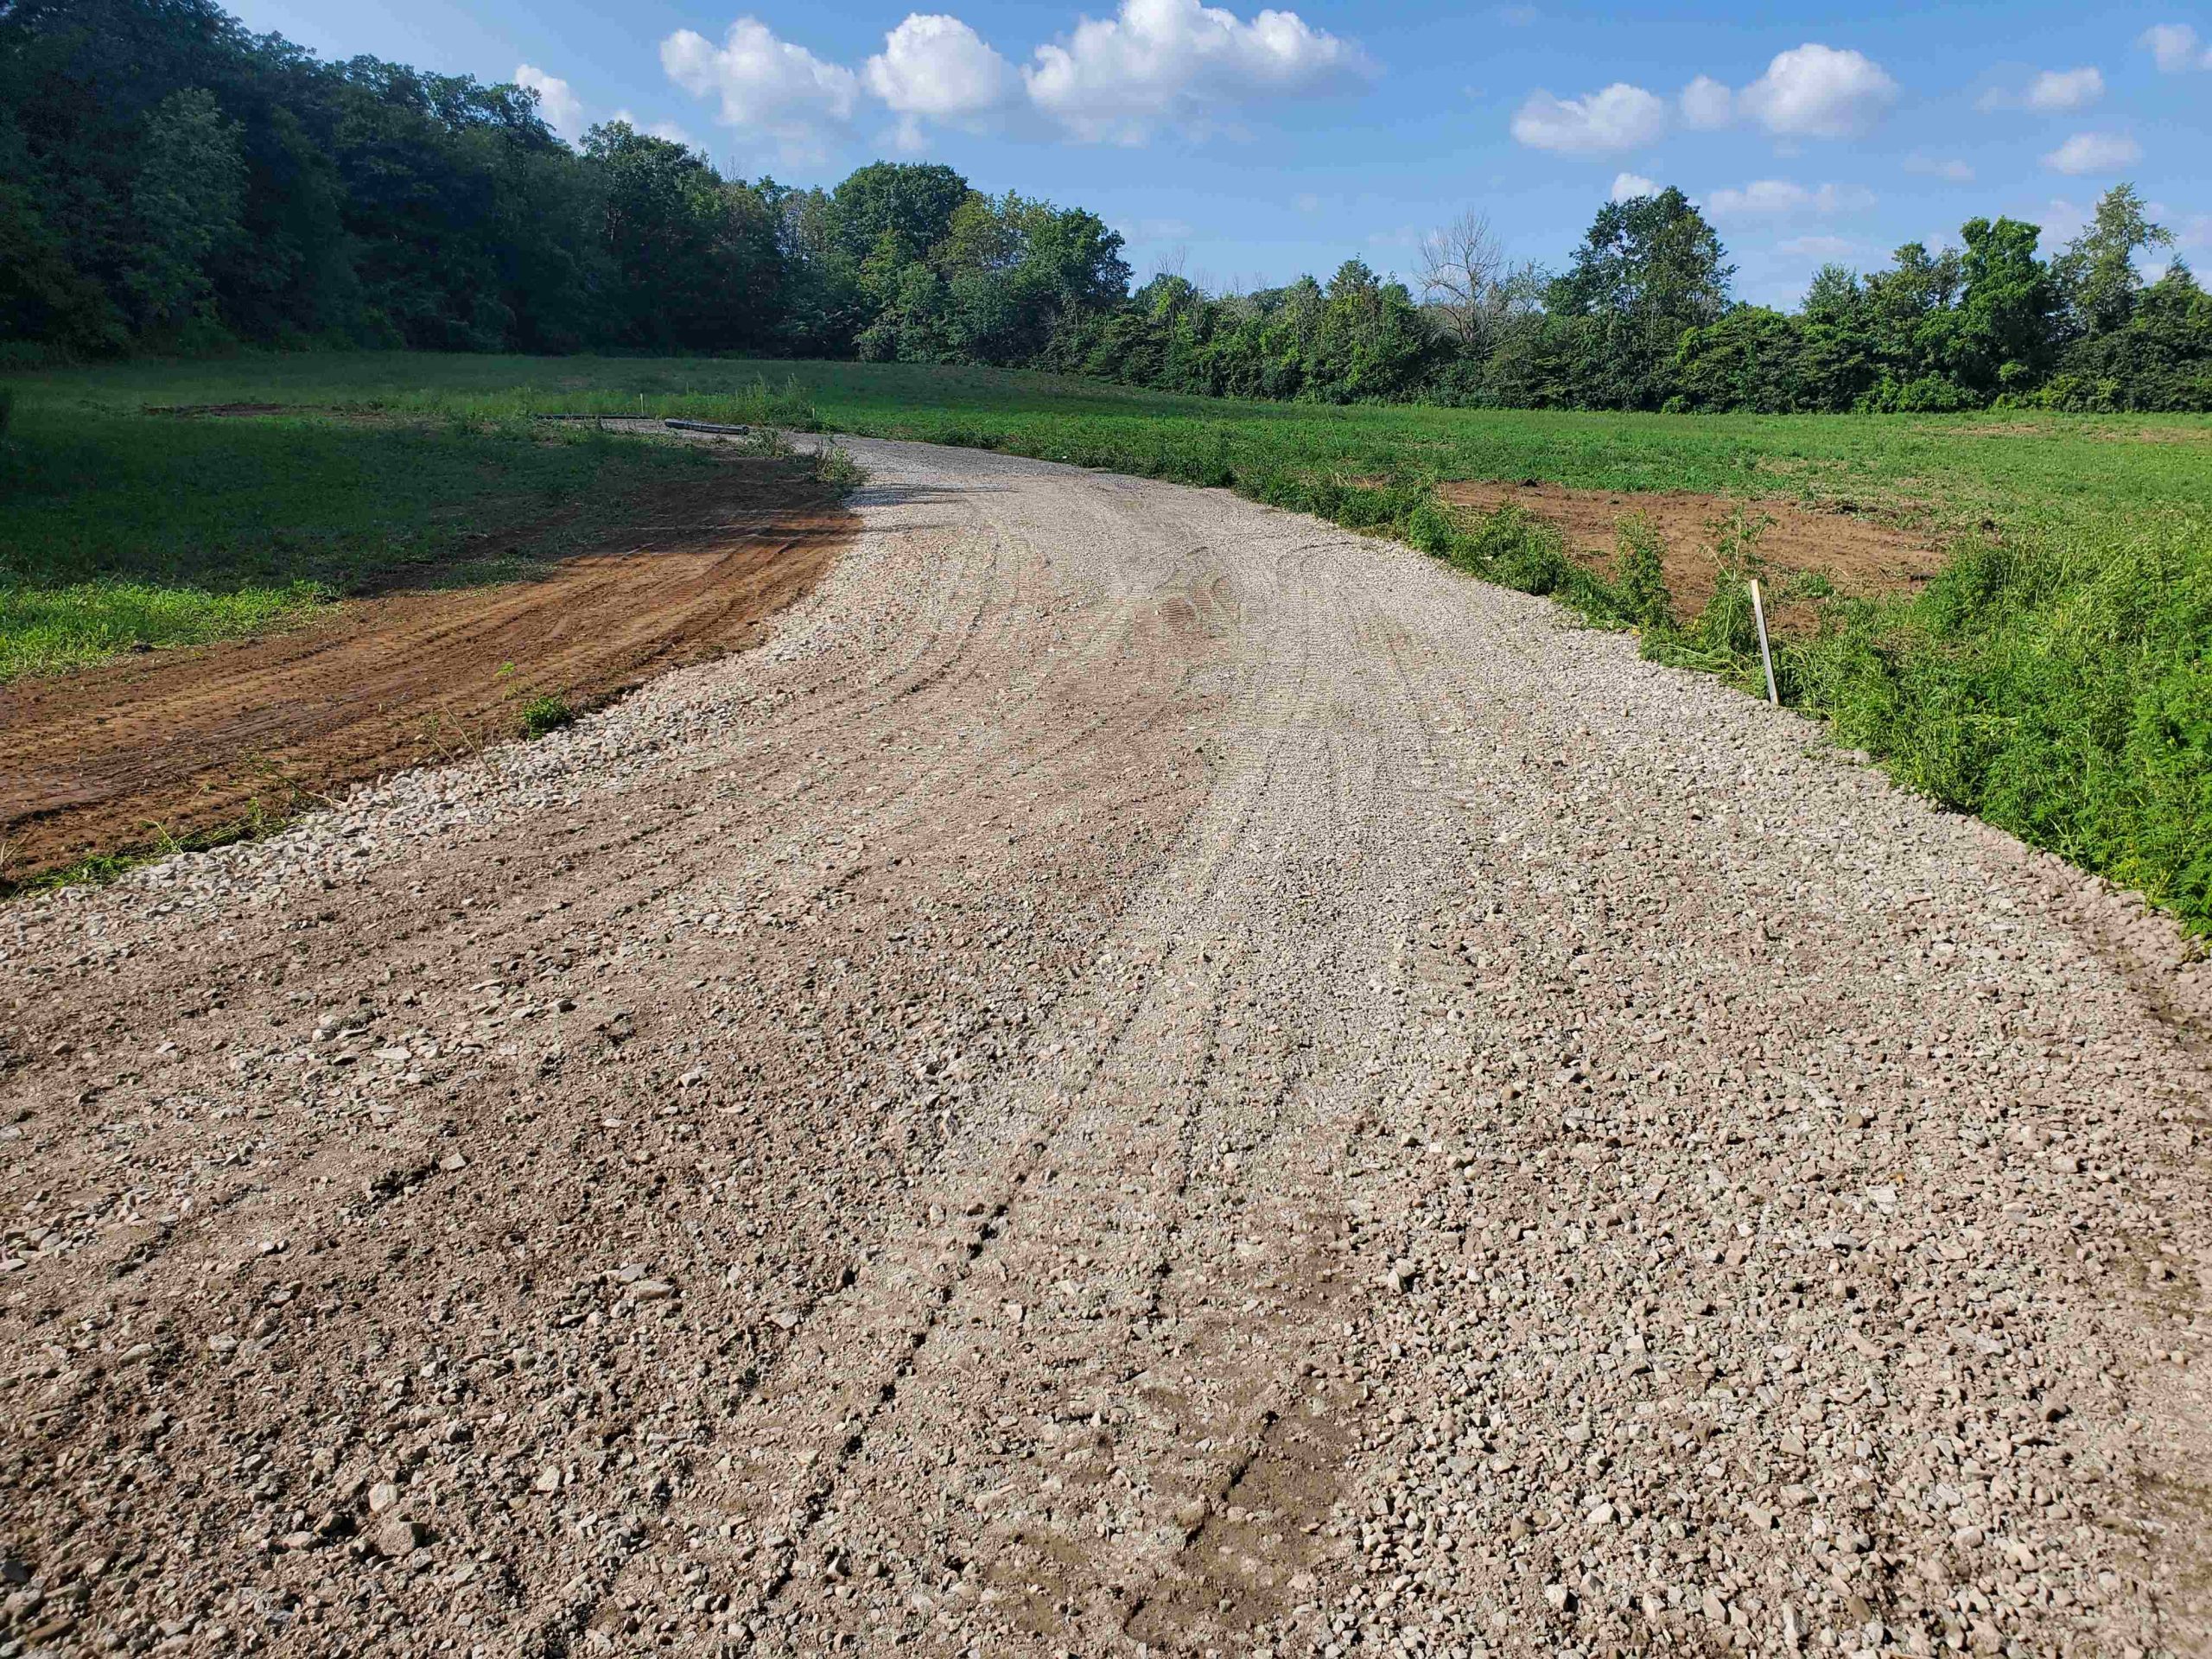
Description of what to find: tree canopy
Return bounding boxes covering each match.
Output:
[3,0,2206,415]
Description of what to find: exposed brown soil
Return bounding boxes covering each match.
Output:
[1440,478,1946,623]
[0,461,853,882]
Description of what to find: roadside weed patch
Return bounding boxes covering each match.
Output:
[519,693,576,738]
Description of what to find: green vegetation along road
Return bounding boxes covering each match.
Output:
[8,354,2209,930]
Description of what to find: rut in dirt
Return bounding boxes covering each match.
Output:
[0,436,2208,1659]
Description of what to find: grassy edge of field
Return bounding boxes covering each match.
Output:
[0,382,846,682]
[5,360,2206,936]
[0,409,866,899]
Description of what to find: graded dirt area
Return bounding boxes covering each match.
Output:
[2,439,2209,1659]
[1440,479,1946,622]
[0,459,853,883]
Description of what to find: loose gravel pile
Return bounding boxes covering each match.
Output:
[2,438,2208,1658]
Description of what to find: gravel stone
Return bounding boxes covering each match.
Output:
[0,437,2207,1655]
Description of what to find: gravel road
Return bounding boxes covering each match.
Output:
[3,437,2209,1658]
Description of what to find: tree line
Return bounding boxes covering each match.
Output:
[0,0,1126,361]
[1055,188,2211,414]
[4,0,2207,414]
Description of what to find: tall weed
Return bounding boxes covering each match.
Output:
[1612,512,1673,631]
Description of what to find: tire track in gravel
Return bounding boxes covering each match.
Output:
[624,563,1312,1650]
[0,442,1230,1654]
[3,482,1202,1306]
[3,437,2210,1659]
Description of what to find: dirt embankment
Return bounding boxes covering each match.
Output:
[1441,478,1945,621]
[0,459,853,883]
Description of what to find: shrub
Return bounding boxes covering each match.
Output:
[810,444,868,495]
[1402,499,1459,556]
[519,694,575,737]
[1612,512,1674,631]
[1486,513,1576,597]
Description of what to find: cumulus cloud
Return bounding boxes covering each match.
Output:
[865,14,1016,144]
[2139,23,2212,71]
[1979,66,2103,112]
[1738,44,1897,138]
[1680,75,1732,130]
[1024,0,1374,144]
[515,64,585,143]
[1519,45,1892,155]
[1509,83,1668,155]
[1610,170,1658,201]
[2025,66,2104,110]
[2042,130,2143,175]
[660,18,860,157]
[1702,179,1877,221]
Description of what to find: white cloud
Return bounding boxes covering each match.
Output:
[515,64,585,143]
[865,14,1015,145]
[1023,0,1374,144]
[1510,82,1668,155]
[1904,154,1974,183]
[1703,179,1877,221]
[1738,44,1897,138]
[2139,23,2212,71]
[2042,130,2143,175]
[1510,42,1892,156]
[1779,233,1855,257]
[1680,74,1732,130]
[660,18,860,158]
[2026,66,2104,111]
[1980,66,2104,112]
[1293,191,1324,213]
[2177,213,2212,251]
[1610,170,1658,201]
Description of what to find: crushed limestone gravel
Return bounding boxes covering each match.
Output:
[2,436,2209,1658]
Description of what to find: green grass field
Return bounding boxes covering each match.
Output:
[5,353,2209,929]
[0,389,772,677]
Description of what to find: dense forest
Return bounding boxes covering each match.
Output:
[4,0,2209,413]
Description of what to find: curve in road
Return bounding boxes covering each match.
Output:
[2,436,2207,1658]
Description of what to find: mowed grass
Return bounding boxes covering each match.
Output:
[0,392,747,678]
[19,351,2212,533]
[7,353,2211,929]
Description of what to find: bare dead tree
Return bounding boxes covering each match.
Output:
[1417,209,1510,353]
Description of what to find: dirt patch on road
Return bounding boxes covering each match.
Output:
[0,460,853,884]
[1440,479,1946,621]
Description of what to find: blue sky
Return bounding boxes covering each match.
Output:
[226,0,2212,307]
